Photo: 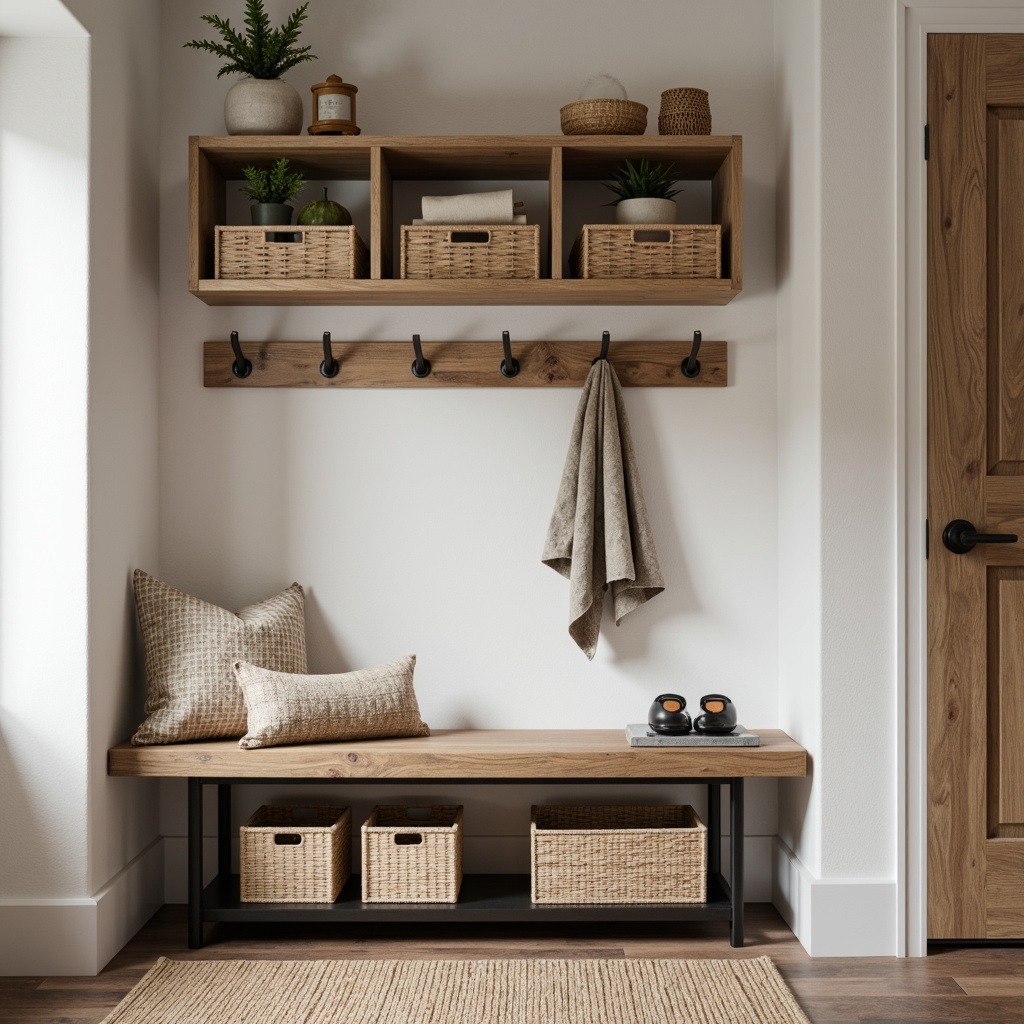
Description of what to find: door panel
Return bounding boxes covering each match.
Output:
[928,33,1024,939]
[988,571,1024,836]
[989,115,1024,471]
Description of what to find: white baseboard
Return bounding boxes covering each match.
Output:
[772,837,897,956]
[95,839,165,972]
[0,839,163,977]
[163,834,775,904]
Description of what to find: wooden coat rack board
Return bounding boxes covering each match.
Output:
[203,336,728,388]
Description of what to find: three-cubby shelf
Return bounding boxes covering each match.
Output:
[189,134,742,306]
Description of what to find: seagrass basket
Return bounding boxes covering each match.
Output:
[658,88,712,135]
[240,805,350,903]
[560,98,648,135]
[400,224,539,280]
[531,805,707,904]
[570,224,721,279]
[215,225,369,279]
[361,805,463,903]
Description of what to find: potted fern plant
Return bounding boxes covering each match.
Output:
[241,158,306,225]
[603,157,681,225]
[185,0,317,136]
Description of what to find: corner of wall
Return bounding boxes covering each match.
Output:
[0,840,162,976]
[773,837,897,957]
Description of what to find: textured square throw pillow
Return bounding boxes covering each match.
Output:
[234,654,430,749]
[131,569,307,745]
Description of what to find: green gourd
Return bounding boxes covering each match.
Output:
[297,187,352,226]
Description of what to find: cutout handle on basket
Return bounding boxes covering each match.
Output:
[449,230,490,244]
[264,230,303,244]
[394,833,423,845]
[631,229,672,244]
[274,833,303,846]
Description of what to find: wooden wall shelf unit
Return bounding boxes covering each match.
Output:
[109,729,806,950]
[189,135,742,306]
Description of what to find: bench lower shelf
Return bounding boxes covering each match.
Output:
[203,872,733,925]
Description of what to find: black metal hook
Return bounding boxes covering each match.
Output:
[320,331,339,378]
[592,331,611,365]
[411,334,431,378]
[500,330,520,378]
[229,330,252,379]
[681,330,702,378]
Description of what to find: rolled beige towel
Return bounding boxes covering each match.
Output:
[411,214,528,225]
[421,189,515,224]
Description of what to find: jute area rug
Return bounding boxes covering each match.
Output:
[100,956,811,1024]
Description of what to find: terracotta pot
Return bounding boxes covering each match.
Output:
[224,78,303,136]
[615,197,677,225]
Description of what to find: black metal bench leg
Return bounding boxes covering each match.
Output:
[707,782,721,881]
[730,777,744,947]
[188,777,204,949]
[218,784,232,880]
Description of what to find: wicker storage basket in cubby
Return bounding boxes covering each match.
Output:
[400,224,539,280]
[531,804,707,905]
[240,804,351,903]
[570,224,721,280]
[361,805,463,903]
[215,225,369,280]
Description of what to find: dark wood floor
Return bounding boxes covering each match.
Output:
[3,904,1024,1023]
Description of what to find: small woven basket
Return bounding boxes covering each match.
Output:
[531,805,707,905]
[400,224,539,280]
[361,805,463,903]
[560,98,648,136]
[570,223,721,280]
[215,225,369,279]
[658,87,712,135]
[240,805,350,903]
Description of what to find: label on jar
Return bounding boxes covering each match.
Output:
[318,93,351,122]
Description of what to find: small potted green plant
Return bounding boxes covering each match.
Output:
[184,0,317,136]
[241,158,306,225]
[602,157,681,225]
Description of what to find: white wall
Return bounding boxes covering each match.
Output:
[773,0,899,957]
[158,0,780,894]
[0,30,90,902]
[0,0,162,977]
[73,0,164,971]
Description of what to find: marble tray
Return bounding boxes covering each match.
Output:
[625,724,761,747]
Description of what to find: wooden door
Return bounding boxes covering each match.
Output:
[928,34,1024,939]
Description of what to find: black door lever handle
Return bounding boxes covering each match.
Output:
[942,519,1019,554]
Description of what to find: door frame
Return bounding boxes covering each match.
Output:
[902,4,1024,958]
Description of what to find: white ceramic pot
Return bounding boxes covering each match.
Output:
[224,78,303,136]
[615,197,677,225]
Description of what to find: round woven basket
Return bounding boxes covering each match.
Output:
[560,99,648,136]
[658,87,712,135]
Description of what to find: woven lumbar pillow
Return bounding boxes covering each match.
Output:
[131,569,307,745]
[234,654,430,749]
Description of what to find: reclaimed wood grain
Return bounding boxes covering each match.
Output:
[202,339,727,389]
[108,728,805,780]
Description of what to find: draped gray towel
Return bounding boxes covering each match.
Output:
[542,359,665,659]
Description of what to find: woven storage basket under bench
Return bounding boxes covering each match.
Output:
[570,224,721,280]
[240,804,351,903]
[401,224,539,280]
[361,804,463,903]
[531,804,707,904]
[215,225,369,280]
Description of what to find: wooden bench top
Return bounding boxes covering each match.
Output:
[108,728,806,780]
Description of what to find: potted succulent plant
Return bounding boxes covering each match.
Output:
[603,157,681,225]
[240,158,306,225]
[184,0,317,136]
